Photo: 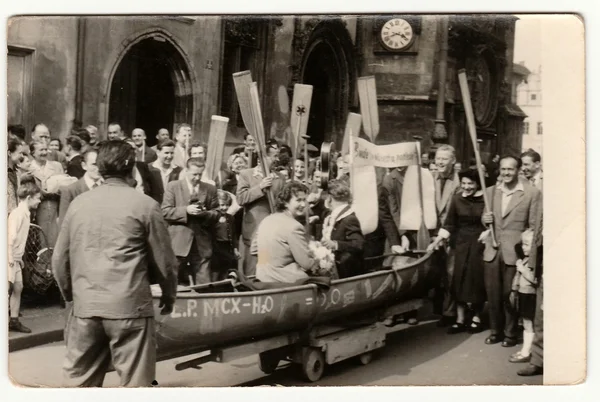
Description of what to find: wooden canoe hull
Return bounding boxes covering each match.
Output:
[153,252,435,359]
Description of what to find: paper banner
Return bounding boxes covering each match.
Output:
[399,165,438,230]
[352,137,419,168]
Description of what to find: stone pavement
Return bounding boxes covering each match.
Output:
[8,304,67,352]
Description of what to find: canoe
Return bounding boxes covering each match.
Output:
[152,251,435,360]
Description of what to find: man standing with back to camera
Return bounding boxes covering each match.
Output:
[52,140,178,387]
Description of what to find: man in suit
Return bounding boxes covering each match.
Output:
[59,149,102,227]
[236,155,284,276]
[431,145,462,326]
[131,128,157,164]
[64,136,85,179]
[520,149,543,191]
[150,139,183,204]
[481,155,542,347]
[162,157,219,285]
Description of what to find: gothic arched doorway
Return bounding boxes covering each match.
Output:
[108,36,193,146]
[301,21,355,148]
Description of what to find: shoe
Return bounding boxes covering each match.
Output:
[517,364,543,376]
[436,316,454,327]
[9,319,32,334]
[485,334,502,345]
[407,317,418,326]
[502,338,518,347]
[509,352,531,363]
[447,322,467,334]
[468,321,484,334]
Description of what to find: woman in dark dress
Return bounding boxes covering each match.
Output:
[429,169,486,334]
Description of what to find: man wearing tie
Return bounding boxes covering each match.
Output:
[162,157,219,285]
[431,144,461,326]
[520,149,543,191]
[172,124,192,169]
[59,149,103,228]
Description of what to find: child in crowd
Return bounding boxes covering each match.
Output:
[509,230,538,363]
[211,190,241,282]
[8,177,43,333]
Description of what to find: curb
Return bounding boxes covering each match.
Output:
[9,329,64,353]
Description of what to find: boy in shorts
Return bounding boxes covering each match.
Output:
[8,177,42,333]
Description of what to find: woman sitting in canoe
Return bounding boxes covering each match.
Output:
[255,181,318,283]
[320,179,365,278]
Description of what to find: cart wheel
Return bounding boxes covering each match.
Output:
[258,352,280,375]
[301,348,325,382]
[358,352,373,365]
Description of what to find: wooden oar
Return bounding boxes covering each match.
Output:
[458,69,498,248]
[342,113,362,156]
[204,115,229,182]
[413,135,431,250]
[357,76,379,141]
[290,84,313,180]
[364,250,429,261]
[302,134,311,235]
[248,81,276,212]
[233,71,255,138]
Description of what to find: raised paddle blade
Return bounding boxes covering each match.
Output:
[399,165,437,231]
[290,84,313,158]
[233,71,255,137]
[203,115,229,183]
[357,76,380,141]
[342,113,362,156]
[248,82,275,212]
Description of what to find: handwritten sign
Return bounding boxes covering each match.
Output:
[352,137,418,168]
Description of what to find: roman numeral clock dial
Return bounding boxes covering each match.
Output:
[380,18,414,51]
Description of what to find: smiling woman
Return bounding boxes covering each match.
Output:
[255,182,317,283]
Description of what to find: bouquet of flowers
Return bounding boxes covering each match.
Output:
[308,240,337,278]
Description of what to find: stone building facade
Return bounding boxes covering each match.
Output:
[8,15,524,163]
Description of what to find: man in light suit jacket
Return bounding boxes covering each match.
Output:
[58,149,102,228]
[520,149,543,191]
[431,145,462,326]
[236,156,285,276]
[481,155,542,347]
[162,157,219,285]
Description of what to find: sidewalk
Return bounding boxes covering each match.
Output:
[8,304,67,352]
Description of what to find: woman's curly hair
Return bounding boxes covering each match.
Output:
[275,181,309,212]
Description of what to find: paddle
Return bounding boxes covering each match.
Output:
[357,76,379,141]
[413,135,431,250]
[342,113,362,156]
[248,81,276,212]
[203,115,229,183]
[457,69,498,248]
[233,71,257,167]
[290,84,313,180]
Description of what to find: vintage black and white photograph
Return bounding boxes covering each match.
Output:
[4,12,585,389]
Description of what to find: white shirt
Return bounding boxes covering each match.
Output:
[83,173,103,190]
[152,160,174,190]
[499,180,524,216]
[322,204,348,241]
[8,201,31,263]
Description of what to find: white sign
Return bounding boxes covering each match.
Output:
[352,137,418,168]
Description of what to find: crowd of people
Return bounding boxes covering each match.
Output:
[7,120,544,385]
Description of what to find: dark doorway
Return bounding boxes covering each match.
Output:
[109,37,191,146]
[303,42,339,148]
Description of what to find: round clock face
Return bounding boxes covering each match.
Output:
[380,18,414,50]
